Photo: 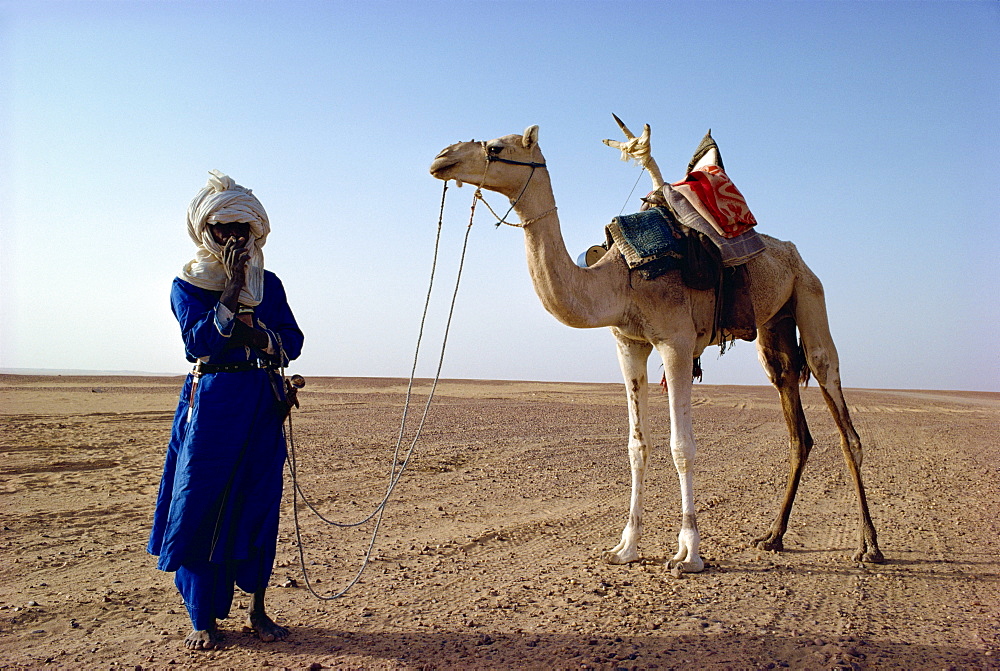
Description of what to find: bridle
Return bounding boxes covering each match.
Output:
[474,141,556,228]
[483,143,547,170]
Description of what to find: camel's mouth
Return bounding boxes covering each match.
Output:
[429,157,458,180]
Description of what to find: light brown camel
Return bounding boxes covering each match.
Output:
[429,124,884,572]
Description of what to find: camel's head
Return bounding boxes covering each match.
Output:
[429,125,545,198]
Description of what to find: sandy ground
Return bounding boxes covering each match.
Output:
[1,374,998,670]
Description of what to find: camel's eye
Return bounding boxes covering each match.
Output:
[487,144,503,155]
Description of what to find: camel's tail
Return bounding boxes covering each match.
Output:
[798,336,812,387]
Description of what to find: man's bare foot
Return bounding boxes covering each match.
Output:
[184,624,223,650]
[248,587,288,643]
[248,610,289,642]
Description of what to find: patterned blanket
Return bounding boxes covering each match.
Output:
[602,131,765,278]
[671,165,757,238]
[605,207,685,280]
[662,184,765,267]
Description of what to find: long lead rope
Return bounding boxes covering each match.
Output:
[288,182,449,531]
[286,181,478,600]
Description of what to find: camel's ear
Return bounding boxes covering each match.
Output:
[522,125,539,149]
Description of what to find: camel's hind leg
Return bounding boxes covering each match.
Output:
[754,307,814,553]
[795,281,885,563]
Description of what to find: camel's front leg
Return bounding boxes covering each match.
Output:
[657,342,704,573]
[604,334,653,565]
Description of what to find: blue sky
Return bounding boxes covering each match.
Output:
[2,0,997,391]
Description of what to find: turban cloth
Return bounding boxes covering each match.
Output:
[179,170,270,306]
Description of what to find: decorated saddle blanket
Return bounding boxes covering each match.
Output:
[603,131,764,277]
[605,207,685,280]
[605,201,764,280]
[671,165,757,238]
[662,184,765,267]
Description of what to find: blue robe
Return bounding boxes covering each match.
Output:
[148,272,304,602]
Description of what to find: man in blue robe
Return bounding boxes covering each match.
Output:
[148,170,304,650]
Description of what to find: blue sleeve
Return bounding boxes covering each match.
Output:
[259,273,305,363]
[171,278,233,362]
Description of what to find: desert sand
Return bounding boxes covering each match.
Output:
[1,374,998,669]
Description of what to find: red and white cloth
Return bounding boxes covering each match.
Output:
[671,164,757,239]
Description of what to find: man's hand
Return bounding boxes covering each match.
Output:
[219,236,249,313]
[222,236,250,282]
[226,319,270,350]
[285,382,299,410]
[281,376,303,419]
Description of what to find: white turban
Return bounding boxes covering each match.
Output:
[179,170,270,306]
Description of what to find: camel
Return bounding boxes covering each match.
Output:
[429,123,884,572]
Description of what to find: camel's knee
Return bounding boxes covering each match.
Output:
[760,348,804,388]
[788,438,812,469]
[757,315,807,389]
[670,440,695,473]
[804,344,840,387]
[627,442,650,470]
[842,436,864,468]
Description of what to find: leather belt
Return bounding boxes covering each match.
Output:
[194,360,277,374]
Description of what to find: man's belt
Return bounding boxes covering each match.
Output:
[194,360,278,374]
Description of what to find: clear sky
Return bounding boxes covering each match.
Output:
[1,0,997,391]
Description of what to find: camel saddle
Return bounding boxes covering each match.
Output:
[604,204,757,345]
[595,130,761,345]
[605,207,685,280]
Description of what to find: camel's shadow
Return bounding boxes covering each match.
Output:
[637,549,1000,582]
[217,624,996,669]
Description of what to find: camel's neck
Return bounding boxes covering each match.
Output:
[508,171,624,329]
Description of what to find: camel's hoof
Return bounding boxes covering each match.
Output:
[668,558,705,574]
[753,533,784,553]
[602,550,639,565]
[853,546,886,564]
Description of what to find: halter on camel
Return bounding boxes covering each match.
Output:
[473,141,557,228]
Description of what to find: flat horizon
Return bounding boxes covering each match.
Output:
[1,369,996,396]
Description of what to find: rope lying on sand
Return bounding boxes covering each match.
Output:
[285,181,477,600]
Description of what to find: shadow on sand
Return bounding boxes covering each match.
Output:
[202,625,997,670]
